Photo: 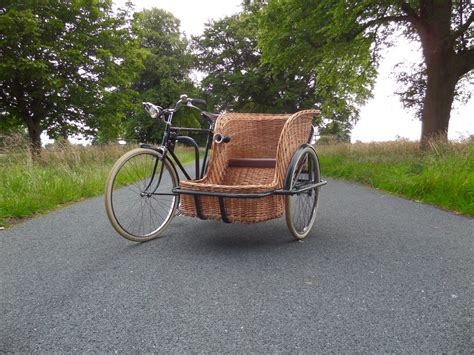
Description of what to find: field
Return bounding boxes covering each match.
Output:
[0,136,195,227]
[316,139,474,216]
[1,136,473,227]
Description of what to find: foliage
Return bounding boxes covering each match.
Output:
[392,0,474,118]
[193,11,320,114]
[0,0,143,151]
[121,8,201,144]
[257,0,474,141]
[394,58,473,120]
[317,140,474,216]
[254,0,377,121]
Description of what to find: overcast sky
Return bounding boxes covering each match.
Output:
[113,0,473,142]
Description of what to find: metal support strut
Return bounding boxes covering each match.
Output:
[218,197,230,223]
[194,195,204,219]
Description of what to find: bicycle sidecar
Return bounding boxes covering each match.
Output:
[174,109,327,239]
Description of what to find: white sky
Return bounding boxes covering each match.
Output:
[46,0,472,144]
[118,0,242,36]
[354,37,473,142]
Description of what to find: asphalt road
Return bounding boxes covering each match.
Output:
[1,178,472,353]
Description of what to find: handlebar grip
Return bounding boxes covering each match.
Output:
[191,98,207,106]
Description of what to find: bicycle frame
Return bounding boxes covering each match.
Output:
[140,108,214,185]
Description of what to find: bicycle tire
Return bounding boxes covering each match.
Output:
[105,148,179,242]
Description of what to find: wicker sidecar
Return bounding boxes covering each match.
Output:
[175,110,326,239]
[106,94,327,242]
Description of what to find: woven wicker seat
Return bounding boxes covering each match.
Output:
[179,110,319,223]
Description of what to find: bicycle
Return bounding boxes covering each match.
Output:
[105,94,326,242]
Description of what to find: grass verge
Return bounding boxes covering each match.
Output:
[2,136,472,226]
[0,137,195,227]
[316,140,474,216]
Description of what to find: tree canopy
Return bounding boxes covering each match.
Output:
[256,0,473,143]
[193,12,319,114]
[193,8,367,139]
[120,7,201,144]
[0,0,143,152]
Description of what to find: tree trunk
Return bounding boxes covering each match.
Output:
[26,118,43,157]
[417,1,458,148]
[420,57,457,146]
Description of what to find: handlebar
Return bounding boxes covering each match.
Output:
[143,94,208,123]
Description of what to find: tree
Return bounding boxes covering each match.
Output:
[0,0,142,154]
[122,8,200,143]
[257,0,473,145]
[193,12,338,116]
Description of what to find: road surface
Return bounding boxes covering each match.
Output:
[1,179,472,352]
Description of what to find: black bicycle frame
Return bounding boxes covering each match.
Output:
[140,120,214,183]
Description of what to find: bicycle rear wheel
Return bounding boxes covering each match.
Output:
[105,148,179,242]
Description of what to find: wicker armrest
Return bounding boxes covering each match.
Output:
[273,110,320,187]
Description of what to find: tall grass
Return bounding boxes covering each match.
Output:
[316,139,474,216]
[0,135,195,226]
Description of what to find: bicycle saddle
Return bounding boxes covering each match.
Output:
[201,111,219,123]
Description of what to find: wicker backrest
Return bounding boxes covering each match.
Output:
[202,110,319,186]
[204,113,289,184]
[219,113,288,159]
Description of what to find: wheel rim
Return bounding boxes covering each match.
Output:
[110,151,177,239]
[288,151,319,236]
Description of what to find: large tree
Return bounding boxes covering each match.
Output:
[257,0,473,144]
[0,0,142,153]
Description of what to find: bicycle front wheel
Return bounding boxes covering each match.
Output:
[105,148,179,242]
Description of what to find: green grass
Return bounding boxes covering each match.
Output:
[0,139,195,227]
[2,136,472,226]
[317,140,474,216]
